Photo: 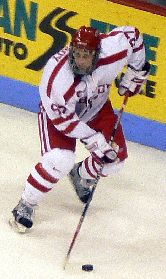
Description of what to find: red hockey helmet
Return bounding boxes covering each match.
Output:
[69,26,101,75]
[71,26,101,51]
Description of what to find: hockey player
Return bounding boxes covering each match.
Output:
[10,26,150,233]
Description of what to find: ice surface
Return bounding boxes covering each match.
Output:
[0,104,166,279]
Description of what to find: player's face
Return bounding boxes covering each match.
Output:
[73,47,95,73]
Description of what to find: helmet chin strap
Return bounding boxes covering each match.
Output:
[73,64,92,76]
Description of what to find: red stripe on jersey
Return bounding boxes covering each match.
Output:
[97,49,127,67]
[135,28,140,40]
[110,31,123,36]
[62,120,80,135]
[35,163,59,184]
[47,55,68,98]
[99,172,107,177]
[52,112,75,125]
[64,76,81,102]
[100,31,123,40]
[133,42,144,53]
[92,158,100,174]
[84,157,96,179]
[27,174,51,193]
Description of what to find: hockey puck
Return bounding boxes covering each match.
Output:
[82,264,93,271]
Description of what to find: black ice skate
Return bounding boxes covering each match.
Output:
[69,163,97,203]
[9,199,36,233]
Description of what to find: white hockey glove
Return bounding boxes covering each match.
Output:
[118,61,151,97]
[82,132,119,163]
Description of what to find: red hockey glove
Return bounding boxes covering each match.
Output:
[118,61,151,97]
[82,133,119,163]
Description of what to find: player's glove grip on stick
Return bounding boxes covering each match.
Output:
[82,132,119,163]
[118,61,150,97]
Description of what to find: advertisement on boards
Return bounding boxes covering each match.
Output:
[0,0,166,149]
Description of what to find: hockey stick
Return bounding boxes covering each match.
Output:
[63,93,129,270]
[111,92,129,141]
[63,178,98,270]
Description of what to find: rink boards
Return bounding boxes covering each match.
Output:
[0,0,166,150]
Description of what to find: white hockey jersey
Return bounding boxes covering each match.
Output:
[39,26,146,140]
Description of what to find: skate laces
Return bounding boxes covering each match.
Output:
[15,200,36,221]
[19,203,33,218]
[80,177,96,190]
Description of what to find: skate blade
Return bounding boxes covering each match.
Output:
[9,217,28,234]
